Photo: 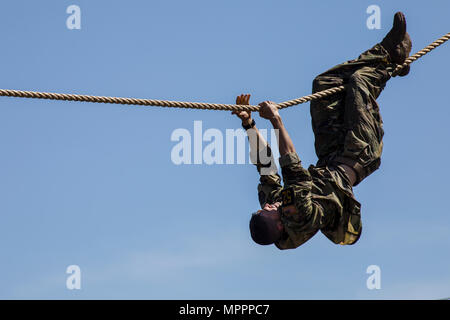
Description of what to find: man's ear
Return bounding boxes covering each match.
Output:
[276,220,284,232]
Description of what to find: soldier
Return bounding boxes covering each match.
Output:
[232,12,412,249]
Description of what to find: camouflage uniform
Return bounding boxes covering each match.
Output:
[256,44,395,249]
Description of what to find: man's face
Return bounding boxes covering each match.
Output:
[256,202,284,232]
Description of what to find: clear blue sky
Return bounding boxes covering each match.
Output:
[0,0,449,299]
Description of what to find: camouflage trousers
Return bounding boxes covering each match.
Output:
[310,44,396,185]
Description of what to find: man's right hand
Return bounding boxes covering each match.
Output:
[232,94,252,126]
[258,101,280,122]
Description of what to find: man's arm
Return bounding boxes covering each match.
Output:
[232,95,282,207]
[258,101,296,156]
[233,95,275,172]
[258,101,329,230]
[258,101,307,188]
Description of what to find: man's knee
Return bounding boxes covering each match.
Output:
[348,71,364,87]
[312,75,323,93]
[349,66,389,91]
[313,74,333,94]
[312,74,345,94]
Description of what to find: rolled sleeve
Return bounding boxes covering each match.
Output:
[279,152,312,187]
[257,173,282,208]
[279,152,301,168]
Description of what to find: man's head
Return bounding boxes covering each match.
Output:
[249,202,284,245]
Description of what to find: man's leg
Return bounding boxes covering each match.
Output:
[336,57,391,185]
[311,12,412,185]
[310,44,392,168]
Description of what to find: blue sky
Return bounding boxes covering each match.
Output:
[0,0,449,299]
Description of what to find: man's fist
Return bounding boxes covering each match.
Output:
[258,101,280,120]
[232,94,252,126]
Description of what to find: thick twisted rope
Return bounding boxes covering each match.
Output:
[0,32,448,112]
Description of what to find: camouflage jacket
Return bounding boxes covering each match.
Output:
[256,151,362,249]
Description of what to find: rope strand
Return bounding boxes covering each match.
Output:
[0,32,448,112]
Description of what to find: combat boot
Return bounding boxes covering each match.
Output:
[381,12,412,76]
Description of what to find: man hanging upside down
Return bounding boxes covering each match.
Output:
[232,12,412,249]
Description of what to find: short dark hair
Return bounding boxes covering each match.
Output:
[249,213,281,245]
